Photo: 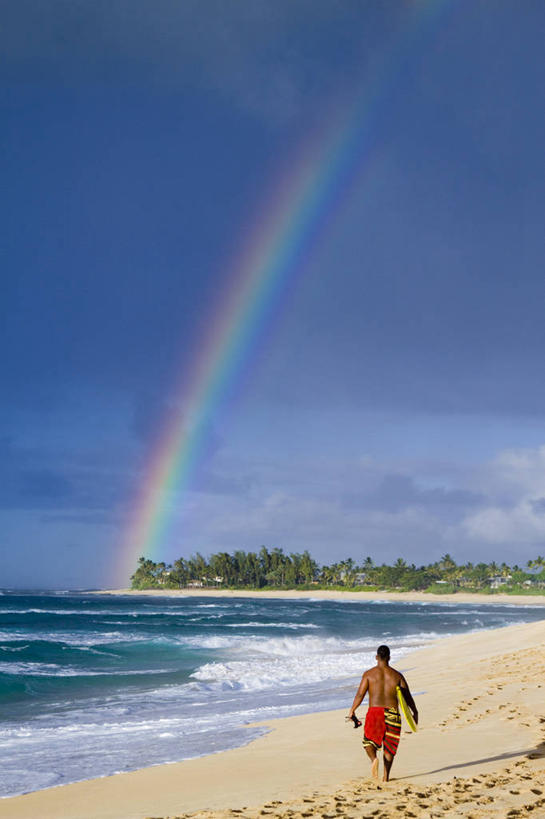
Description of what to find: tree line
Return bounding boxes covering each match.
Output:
[130,550,545,594]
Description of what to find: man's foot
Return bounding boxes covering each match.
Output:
[371,757,379,780]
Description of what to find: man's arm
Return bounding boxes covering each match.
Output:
[399,674,418,724]
[348,671,369,718]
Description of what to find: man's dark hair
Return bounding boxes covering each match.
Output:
[377,644,390,661]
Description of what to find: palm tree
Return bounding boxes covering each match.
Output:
[320,565,336,586]
[527,555,545,572]
[339,558,356,586]
[438,554,457,579]
[500,562,511,579]
[300,550,318,584]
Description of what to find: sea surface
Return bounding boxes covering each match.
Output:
[1,591,544,798]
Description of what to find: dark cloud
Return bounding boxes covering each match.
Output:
[195,469,255,497]
[3,0,544,420]
[19,469,74,502]
[0,0,404,123]
[0,437,128,516]
[530,498,545,515]
[131,394,182,442]
[343,474,485,514]
[40,510,120,525]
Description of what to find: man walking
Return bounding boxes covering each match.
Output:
[347,645,418,781]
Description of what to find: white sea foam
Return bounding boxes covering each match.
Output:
[222,621,321,629]
[190,656,364,691]
[0,630,148,646]
[0,608,194,617]
[0,625,445,653]
[0,662,64,676]
[0,662,171,678]
[188,632,440,693]
[177,629,443,656]
[0,770,61,794]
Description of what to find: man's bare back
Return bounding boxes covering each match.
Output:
[364,664,403,708]
[347,645,418,782]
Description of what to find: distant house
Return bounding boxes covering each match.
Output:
[354,573,368,585]
[187,580,204,588]
[524,578,545,588]
[489,575,512,589]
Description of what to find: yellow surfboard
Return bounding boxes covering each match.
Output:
[396,685,417,732]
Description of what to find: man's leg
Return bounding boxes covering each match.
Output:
[383,750,394,781]
[383,708,401,781]
[364,744,379,779]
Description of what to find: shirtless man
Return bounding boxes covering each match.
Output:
[347,644,418,782]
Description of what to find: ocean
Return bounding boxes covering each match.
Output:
[1,591,544,798]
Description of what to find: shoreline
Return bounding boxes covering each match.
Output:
[96,586,545,606]
[2,617,545,818]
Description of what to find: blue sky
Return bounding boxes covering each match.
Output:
[2,1,545,588]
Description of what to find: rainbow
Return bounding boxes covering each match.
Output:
[114,0,451,586]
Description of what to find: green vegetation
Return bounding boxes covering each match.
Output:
[130,550,545,595]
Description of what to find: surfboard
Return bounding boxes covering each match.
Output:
[396,685,417,731]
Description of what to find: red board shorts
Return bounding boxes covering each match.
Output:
[363,707,402,755]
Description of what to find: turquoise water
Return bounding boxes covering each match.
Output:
[1,591,544,797]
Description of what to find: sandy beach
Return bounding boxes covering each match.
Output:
[2,614,545,819]
[97,587,545,606]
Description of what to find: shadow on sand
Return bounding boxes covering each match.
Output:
[395,739,545,781]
